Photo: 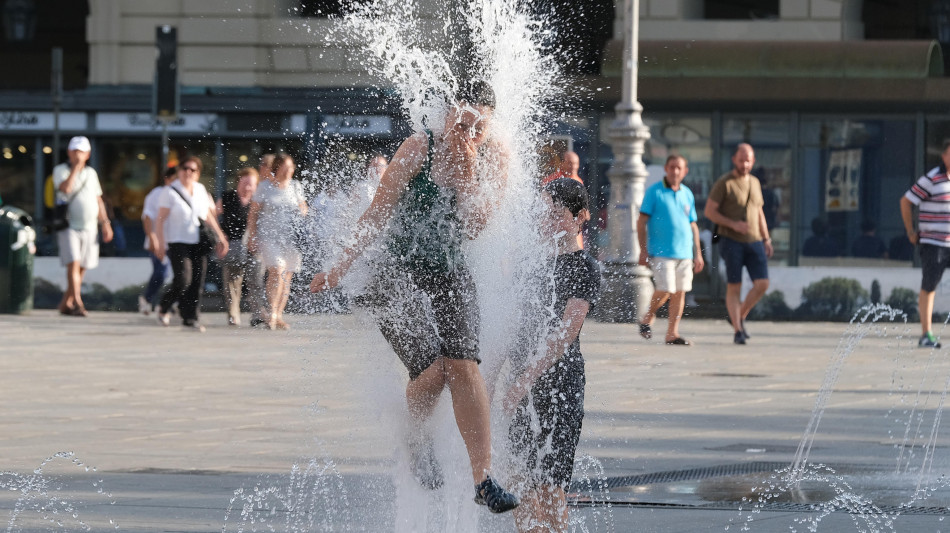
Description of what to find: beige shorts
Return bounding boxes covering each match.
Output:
[650,256,693,293]
[57,228,99,269]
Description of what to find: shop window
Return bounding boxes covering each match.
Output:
[0,139,37,215]
[799,119,915,266]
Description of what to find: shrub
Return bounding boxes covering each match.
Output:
[796,277,869,321]
[749,290,792,320]
[885,287,919,322]
[870,279,881,304]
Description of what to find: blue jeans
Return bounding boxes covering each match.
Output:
[143,252,167,305]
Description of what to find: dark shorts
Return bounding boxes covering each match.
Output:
[720,237,769,284]
[508,357,585,489]
[361,258,480,380]
[920,243,950,292]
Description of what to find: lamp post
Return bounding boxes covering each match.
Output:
[600,0,653,322]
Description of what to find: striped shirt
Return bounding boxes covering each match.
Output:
[905,166,950,247]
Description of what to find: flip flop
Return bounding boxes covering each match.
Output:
[665,337,690,346]
[639,323,652,339]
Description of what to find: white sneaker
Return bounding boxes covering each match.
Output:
[157,312,170,327]
[138,295,150,315]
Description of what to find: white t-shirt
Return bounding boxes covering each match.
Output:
[52,163,103,231]
[252,180,305,246]
[158,180,212,245]
[141,185,167,249]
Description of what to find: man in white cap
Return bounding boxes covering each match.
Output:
[53,136,113,316]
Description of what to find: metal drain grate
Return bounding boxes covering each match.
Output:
[570,461,790,491]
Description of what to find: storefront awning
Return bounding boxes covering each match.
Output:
[602,40,944,79]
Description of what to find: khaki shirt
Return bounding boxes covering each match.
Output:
[708,170,764,243]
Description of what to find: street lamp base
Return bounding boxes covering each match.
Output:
[594,261,654,323]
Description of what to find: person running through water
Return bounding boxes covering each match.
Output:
[310,80,519,513]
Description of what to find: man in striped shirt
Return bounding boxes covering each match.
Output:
[900,140,950,348]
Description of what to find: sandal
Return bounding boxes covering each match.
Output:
[665,337,690,346]
[639,323,652,339]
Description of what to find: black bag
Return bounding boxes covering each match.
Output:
[712,224,720,244]
[49,203,70,232]
[170,185,218,256]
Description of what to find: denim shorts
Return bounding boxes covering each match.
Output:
[920,243,950,292]
[719,237,769,284]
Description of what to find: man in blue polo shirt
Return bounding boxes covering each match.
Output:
[637,155,704,345]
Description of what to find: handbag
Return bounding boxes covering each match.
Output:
[169,185,218,256]
[48,173,87,232]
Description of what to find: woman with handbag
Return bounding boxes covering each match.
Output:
[246,153,307,330]
[154,156,229,332]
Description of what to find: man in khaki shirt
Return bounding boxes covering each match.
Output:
[703,143,773,345]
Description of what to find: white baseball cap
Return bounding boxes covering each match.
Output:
[67,136,91,152]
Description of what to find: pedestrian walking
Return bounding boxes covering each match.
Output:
[900,140,950,348]
[703,143,772,345]
[138,166,176,314]
[53,136,114,316]
[215,167,262,326]
[637,155,704,345]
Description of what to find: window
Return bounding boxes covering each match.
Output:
[704,0,778,20]
[297,0,369,17]
[0,138,37,216]
[798,118,915,265]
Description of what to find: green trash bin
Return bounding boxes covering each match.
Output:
[0,206,36,314]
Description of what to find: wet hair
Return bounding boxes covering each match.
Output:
[179,156,203,174]
[543,177,589,217]
[457,80,496,109]
[271,152,294,175]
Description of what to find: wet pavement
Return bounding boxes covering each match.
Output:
[2,309,950,531]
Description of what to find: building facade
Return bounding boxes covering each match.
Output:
[1,0,948,306]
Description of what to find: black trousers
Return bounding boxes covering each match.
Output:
[160,242,207,322]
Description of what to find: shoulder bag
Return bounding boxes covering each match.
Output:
[169,185,218,256]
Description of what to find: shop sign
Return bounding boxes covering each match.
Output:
[0,111,87,131]
[95,113,219,133]
[321,115,392,136]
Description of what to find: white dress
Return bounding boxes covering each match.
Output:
[253,180,306,272]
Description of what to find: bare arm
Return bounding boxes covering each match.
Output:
[97,196,113,243]
[155,207,171,262]
[246,202,262,254]
[504,297,591,413]
[310,133,428,292]
[704,198,747,235]
[57,153,89,195]
[202,203,229,258]
[900,196,919,244]
[458,138,510,239]
[636,213,650,266]
[758,207,773,258]
[691,222,705,273]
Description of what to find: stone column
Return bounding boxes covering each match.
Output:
[598,0,653,322]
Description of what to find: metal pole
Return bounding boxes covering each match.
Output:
[599,0,653,322]
[51,47,63,167]
[161,120,169,171]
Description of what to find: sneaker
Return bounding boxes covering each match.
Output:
[408,435,444,490]
[734,331,746,345]
[182,320,206,333]
[250,317,265,328]
[741,319,750,340]
[157,312,171,327]
[919,332,942,349]
[474,475,519,514]
[138,295,150,315]
[639,322,652,340]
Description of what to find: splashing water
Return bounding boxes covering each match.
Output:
[0,452,116,532]
[728,304,950,531]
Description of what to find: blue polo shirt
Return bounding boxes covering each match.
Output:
[640,179,697,259]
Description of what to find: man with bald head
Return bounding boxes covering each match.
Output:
[543,150,583,186]
[704,143,773,345]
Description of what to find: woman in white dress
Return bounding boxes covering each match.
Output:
[247,153,308,330]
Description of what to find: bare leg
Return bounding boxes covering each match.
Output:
[406,359,448,425]
[641,290,670,326]
[666,291,686,342]
[920,290,936,335]
[725,282,743,333]
[60,262,84,311]
[442,358,492,483]
[739,278,770,320]
[513,485,568,533]
[275,270,293,321]
[264,266,282,326]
